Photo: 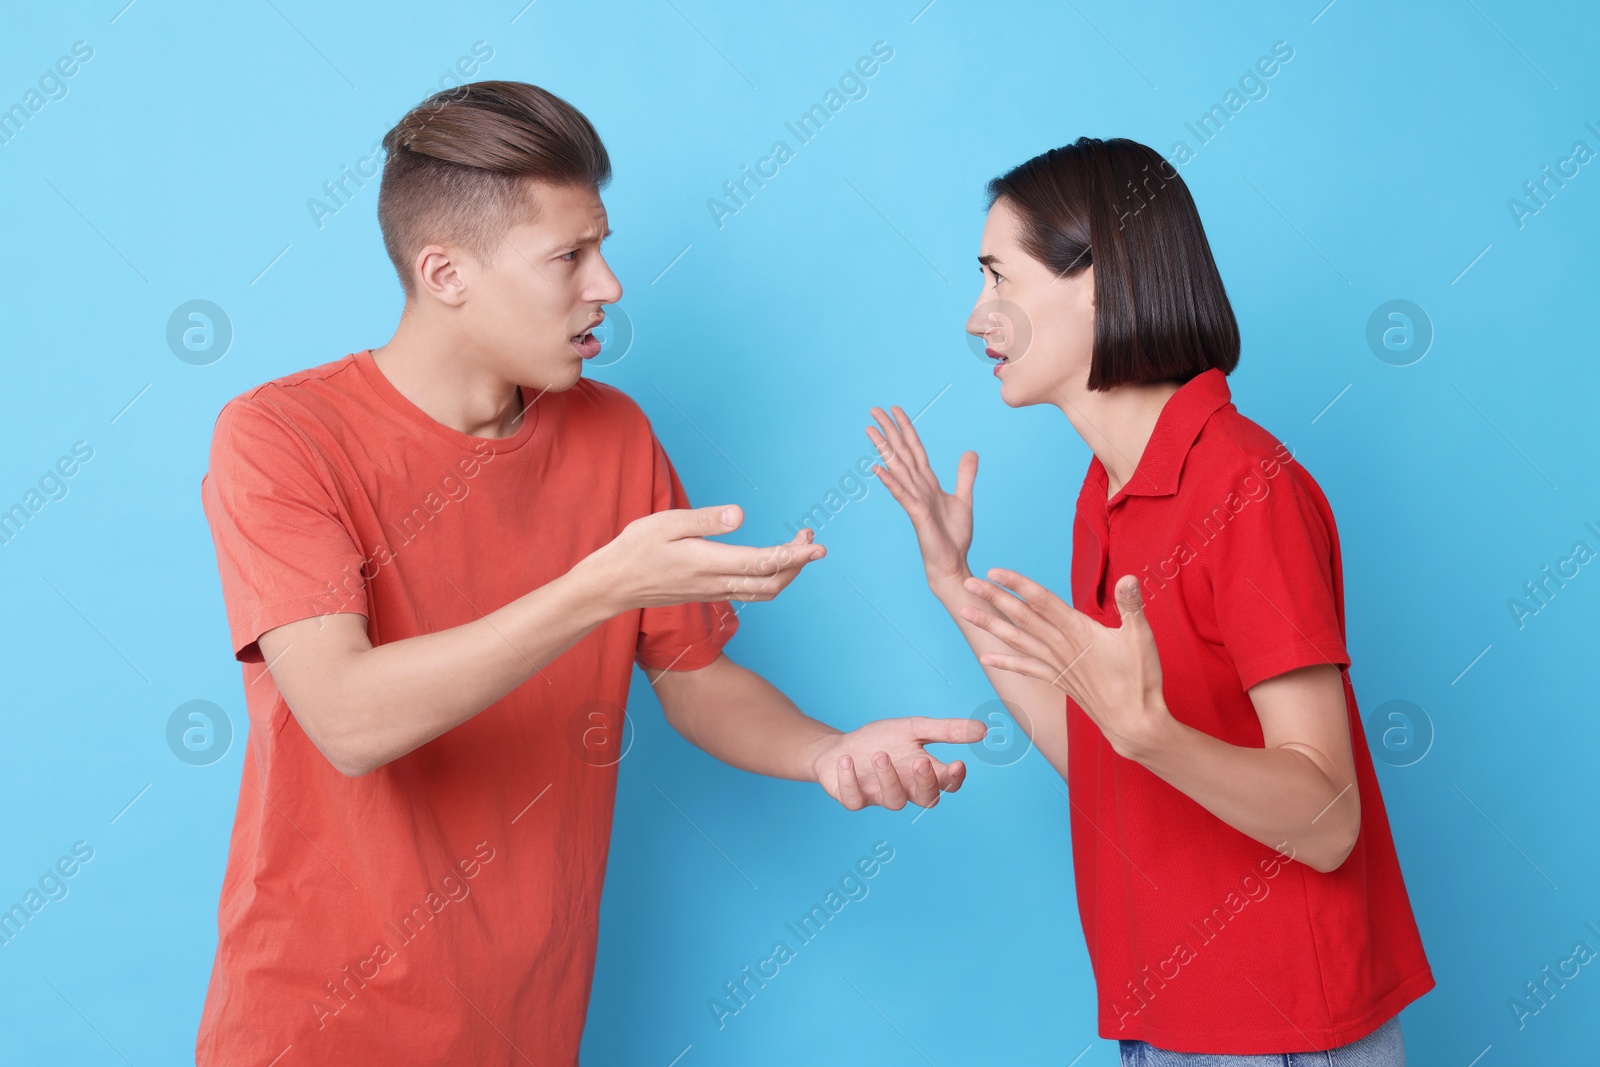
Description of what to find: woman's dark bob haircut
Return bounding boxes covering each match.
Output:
[985,136,1240,391]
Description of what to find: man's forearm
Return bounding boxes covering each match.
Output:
[928,570,1071,777]
[1131,718,1360,873]
[656,655,840,781]
[322,559,621,775]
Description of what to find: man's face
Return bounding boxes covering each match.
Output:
[448,180,623,392]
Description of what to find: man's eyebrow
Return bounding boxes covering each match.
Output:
[564,227,612,246]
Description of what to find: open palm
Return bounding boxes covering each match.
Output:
[866,405,977,586]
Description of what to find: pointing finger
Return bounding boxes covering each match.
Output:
[909,716,989,746]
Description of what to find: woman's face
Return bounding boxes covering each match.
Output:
[966,196,1096,407]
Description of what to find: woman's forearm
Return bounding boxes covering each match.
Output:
[1130,717,1361,873]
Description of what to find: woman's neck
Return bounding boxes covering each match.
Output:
[1052,377,1183,498]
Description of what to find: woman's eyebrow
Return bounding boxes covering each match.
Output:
[978,254,1002,266]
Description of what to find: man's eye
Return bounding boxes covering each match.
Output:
[560,250,578,262]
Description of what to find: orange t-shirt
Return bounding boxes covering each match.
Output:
[195,348,738,1066]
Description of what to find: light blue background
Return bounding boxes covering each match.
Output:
[2,0,1596,1063]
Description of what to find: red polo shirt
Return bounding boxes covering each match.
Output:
[1067,368,1434,1052]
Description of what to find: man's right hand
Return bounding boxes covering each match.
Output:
[587,504,826,613]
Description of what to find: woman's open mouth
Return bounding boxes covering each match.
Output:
[571,329,602,359]
[987,346,1010,375]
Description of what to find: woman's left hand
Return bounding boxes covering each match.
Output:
[960,569,1173,761]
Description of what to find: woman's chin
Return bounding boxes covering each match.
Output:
[996,376,1042,408]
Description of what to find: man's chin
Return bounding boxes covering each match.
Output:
[519,358,586,394]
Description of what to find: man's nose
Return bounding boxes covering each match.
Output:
[591,258,623,304]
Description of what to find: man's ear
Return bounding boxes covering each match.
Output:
[414,243,472,307]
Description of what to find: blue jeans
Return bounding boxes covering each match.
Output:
[1119,1015,1404,1066]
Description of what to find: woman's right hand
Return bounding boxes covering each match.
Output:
[866,405,978,589]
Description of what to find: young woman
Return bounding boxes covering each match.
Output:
[865,137,1434,1063]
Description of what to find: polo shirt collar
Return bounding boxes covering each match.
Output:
[1089,368,1232,504]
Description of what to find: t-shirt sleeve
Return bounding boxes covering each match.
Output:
[1203,460,1351,692]
[200,396,370,663]
[634,430,740,673]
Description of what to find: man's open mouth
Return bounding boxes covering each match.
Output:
[571,327,603,359]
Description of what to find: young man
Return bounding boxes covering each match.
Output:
[195,81,985,1065]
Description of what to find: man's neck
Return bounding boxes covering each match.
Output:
[369,314,525,440]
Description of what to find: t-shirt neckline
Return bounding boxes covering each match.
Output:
[353,348,541,453]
